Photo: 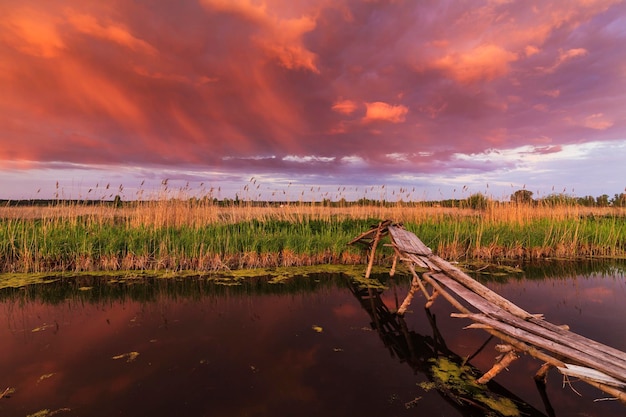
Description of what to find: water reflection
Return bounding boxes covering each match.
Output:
[347,280,547,417]
[0,262,625,417]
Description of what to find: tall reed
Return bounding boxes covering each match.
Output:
[1,196,625,273]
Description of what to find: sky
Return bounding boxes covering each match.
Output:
[1,0,625,202]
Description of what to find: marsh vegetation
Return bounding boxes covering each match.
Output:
[1,192,625,274]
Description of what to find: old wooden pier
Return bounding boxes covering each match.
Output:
[349,220,626,404]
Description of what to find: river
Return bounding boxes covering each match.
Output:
[1,261,625,417]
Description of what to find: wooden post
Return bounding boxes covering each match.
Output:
[396,271,420,316]
[422,274,470,314]
[534,363,556,417]
[425,288,440,309]
[364,223,383,279]
[389,253,398,277]
[477,345,518,384]
[397,264,433,315]
[535,363,552,384]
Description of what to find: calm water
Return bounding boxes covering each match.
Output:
[0,262,625,417]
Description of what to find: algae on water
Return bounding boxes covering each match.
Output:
[426,357,520,417]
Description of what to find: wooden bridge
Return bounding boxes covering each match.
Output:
[349,220,626,404]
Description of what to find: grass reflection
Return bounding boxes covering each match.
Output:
[1,260,624,305]
[0,271,360,305]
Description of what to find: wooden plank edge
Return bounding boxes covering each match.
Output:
[455,312,626,382]
[558,364,626,389]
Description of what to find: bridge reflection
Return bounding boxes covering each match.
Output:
[347,278,551,417]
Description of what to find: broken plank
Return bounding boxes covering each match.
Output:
[558,364,626,389]
[457,313,626,383]
[434,272,626,366]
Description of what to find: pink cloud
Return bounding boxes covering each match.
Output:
[528,145,563,155]
[331,99,358,115]
[434,44,518,84]
[0,0,625,199]
[363,102,408,123]
[65,9,158,55]
[581,113,614,130]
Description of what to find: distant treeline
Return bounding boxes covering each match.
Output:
[2,189,626,209]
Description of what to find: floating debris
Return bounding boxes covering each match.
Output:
[312,325,323,333]
[26,408,71,417]
[37,373,55,384]
[404,396,422,409]
[31,324,55,333]
[112,352,140,363]
[0,387,15,399]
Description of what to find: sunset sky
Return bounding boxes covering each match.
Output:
[1,0,625,201]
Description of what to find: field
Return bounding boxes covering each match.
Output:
[1,198,625,273]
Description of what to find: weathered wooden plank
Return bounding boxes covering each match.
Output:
[432,272,626,372]
[388,226,432,256]
[400,254,429,269]
[525,315,626,364]
[458,313,626,383]
[429,272,495,313]
[559,364,626,389]
[488,309,626,370]
[351,224,626,403]
[428,259,533,319]
[431,271,626,365]
[429,270,532,319]
[403,253,441,271]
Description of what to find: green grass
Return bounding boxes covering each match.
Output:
[0,217,381,273]
[1,203,625,273]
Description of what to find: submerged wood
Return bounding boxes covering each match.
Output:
[350,221,626,404]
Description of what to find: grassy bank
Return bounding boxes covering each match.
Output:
[1,200,625,273]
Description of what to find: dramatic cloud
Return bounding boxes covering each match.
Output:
[433,44,518,84]
[363,102,409,123]
[1,0,625,199]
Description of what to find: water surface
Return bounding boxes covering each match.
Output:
[1,262,625,417]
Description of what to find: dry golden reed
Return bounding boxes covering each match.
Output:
[1,192,625,274]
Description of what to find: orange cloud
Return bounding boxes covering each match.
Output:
[132,65,219,86]
[434,44,518,84]
[363,102,408,123]
[60,61,146,129]
[65,10,157,55]
[332,99,358,115]
[200,0,319,73]
[201,0,268,21]
[0,7,65,57]
[0,0,624,198]
[255,15,319,72]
